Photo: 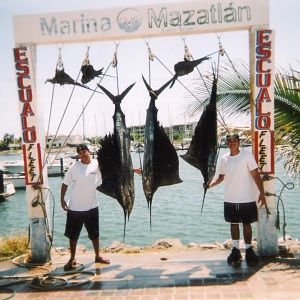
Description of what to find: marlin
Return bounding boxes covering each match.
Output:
[142,75,182,226]
[180,75,218,212]
[170,56,210,88]
[96,83,135,240]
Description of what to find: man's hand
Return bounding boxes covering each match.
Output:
[61,198,69,211]
[257,192,266,207]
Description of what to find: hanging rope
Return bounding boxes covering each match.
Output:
[144,40,155,85]
[263,174,295,241]
[112,42,120,95]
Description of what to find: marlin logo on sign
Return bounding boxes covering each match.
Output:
[117,8,142,32]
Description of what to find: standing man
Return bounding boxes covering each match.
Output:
[61,143,110,271]
[208,133,266,266]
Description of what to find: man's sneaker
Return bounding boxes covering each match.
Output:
[227,247,242,265]
[245,247,259,266]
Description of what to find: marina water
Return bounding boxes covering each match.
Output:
[0,149,299,249]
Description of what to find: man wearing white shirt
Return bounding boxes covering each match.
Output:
[60,143,110,271]
[208,134,266,266]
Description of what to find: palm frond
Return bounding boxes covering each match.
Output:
[187,61,300,179]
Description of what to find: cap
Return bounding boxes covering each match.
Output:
[76,143,89,153]
[226,133,240,141]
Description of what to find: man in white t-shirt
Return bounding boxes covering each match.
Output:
[60,143,110,271]
[208,133,266,266]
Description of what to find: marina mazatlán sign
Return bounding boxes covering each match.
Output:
[13,0,269,44]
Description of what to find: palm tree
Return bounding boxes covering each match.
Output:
[187,61,300,181]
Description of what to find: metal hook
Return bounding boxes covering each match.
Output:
[82,46,90,66]
[146,42,155,61]
[56,47,64,70]
[181,37,192,61]
[217,35,225,56]
[111,42,119,68]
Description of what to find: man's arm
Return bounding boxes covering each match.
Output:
[60,183,69,211]
[250,168,266,207]
[207,174,225,188]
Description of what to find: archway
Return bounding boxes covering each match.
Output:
[12,0,276,262]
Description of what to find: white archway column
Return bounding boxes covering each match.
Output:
[13,44,50,263]
[249,28,278,256]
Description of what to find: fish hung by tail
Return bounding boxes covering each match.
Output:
[180,75,218,212]
[97,83,135,241]
[142,76,182,227]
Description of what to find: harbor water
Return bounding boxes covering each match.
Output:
[0,149,299,249]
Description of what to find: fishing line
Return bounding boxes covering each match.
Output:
[154,54,202,103]
[46,44,116,164]
[42,49,83,177]
[182,38,229,133]
[49,62,113,162]
[43,84,56,170]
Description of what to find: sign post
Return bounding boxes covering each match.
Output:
[13,44,50,263]
[250,28,278,256]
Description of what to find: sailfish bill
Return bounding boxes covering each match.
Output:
[96,83,135,241]
[180,76,218,212]
[142,75,182,227]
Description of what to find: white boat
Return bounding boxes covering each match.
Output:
[3,173,26,189]
[1,160,24,174]
[1,157,72,177]
[0,181,16,201]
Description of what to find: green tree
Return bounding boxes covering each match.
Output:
[0,133,15,150]
[188,61,300,181]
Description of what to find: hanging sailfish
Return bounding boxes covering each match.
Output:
[81,64,104,84]
[142,75,182,227]
[170,56,210,88]
[45,67,100,93]
[180,75,218,212]
[96,83,135,240]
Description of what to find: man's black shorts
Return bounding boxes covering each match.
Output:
[65,207,99,240]
[224,202,258,224]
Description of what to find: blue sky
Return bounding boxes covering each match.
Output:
[0,0,299,139]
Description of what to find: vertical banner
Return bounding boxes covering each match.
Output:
[252,29,275,175]
[13,45,50,263]
[14,46,43,185]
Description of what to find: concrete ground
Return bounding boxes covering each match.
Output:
[0,247,299,299]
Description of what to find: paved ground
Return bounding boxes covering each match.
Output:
[0,248,299,299]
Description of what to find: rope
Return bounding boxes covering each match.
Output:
[263,174,294,240]
[112,42,120,95]
[182,38,228,132]
[0,260,95,292]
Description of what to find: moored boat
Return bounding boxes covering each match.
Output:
[0,171,16,200]
[3,173,26,189]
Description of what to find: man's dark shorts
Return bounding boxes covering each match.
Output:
[65,207,99,240]
[224,202,258,224]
